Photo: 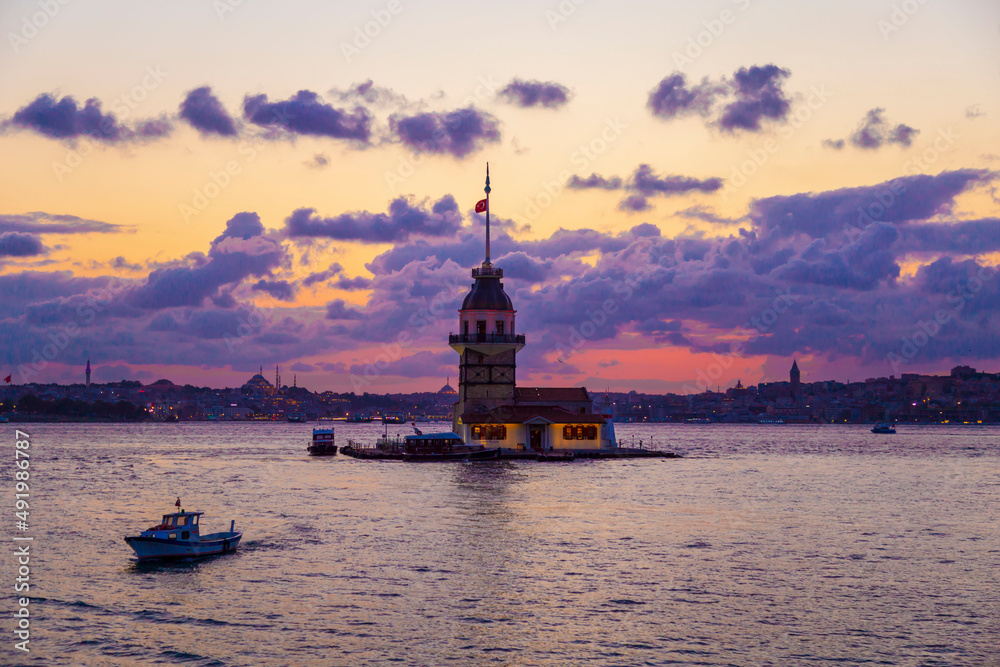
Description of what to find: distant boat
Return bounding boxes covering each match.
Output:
[381,413,406,424]
[124,507,241,561]
[307,428,337,455]
[871,422,896,434]
[286,412,306,423]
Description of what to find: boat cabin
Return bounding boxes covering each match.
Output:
[312,428,335,443]
[141,511,204,540]
[403,432,465,455]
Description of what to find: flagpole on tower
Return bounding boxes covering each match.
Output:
[484,163,491,264]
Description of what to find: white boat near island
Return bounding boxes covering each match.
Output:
[871,422,896,434]
[124,505,241,561]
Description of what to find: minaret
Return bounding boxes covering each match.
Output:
[85,359,91,388]
[790,359,800,399]
[275,365,281,393]
[449,164,524,431]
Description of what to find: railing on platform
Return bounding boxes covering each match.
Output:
[448,333,525,346]
[471,267,503,278]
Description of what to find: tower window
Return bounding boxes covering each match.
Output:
[463,321,469,334]
[477,320,486,335]
[495,321,504,335]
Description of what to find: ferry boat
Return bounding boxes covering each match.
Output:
[381,413,406,424]
[287,412,307,423]
[402,432,500,461]
[871,422,896,434]
[124,505,241,561]
[347,415,373,423]
[307,428,337,455]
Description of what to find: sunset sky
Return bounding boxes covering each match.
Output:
[2,0,999,393]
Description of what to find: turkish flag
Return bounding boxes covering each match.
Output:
[3,375,10,384]
[175,497,181,508]
[475,198,487,213]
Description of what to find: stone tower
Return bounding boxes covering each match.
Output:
[449,165,524,429]
[790,358,800,398]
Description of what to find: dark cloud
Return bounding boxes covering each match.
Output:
[242,90,372,141]
[334,275,373,290]
[390,107,500,158]
[350,350,453,378]
[569,165,723,212]
[302,263,344,287]
[718,65,791,132]
[329,80,410,107]
[630,164,723,196]
[284,195,462,243]
[326,299,363,320]
[498,79,571,109]
[567,173,623,190]
[128,212,287,309]
[618,194,652,212]
[0,212,124,235]
[647,73,722,119]
[251,279,295,301]
[676,206,743,225]
[9,94,172,143]
[823,139,845,150]
[751,169,991,240]
[212,211,264,246]
[849,108,919,149]
[0,232,45,257]
[179,86,238,137]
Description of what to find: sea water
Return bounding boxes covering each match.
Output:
[2,422,997,666]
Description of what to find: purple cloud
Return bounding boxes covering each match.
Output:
[647,73,722,119]
[179,86,238,137]
[390,107,500,158]
[242,90,372,141]
[849,108,920,149]
[9,94,171,143]
[0,232,45,257]
[252,279,295,301]
[302,263,344,287]
[567,173,623,190]
[0,212,123,235]
[498,79,571,109]
[718,65,791,132]
[284,195,462,243]
[326,299,363,320]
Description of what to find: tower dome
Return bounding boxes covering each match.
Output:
[461,268,513,311]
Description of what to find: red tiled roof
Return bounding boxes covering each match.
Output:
[515,386,590,402]
[462,405,605,425]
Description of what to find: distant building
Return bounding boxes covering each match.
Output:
[790,359,800,398]
[85,359,91,388]
[437,378,458,396]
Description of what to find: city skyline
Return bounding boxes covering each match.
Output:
[2,0,999,393]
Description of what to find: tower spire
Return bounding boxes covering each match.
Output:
[484,162,491,263]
